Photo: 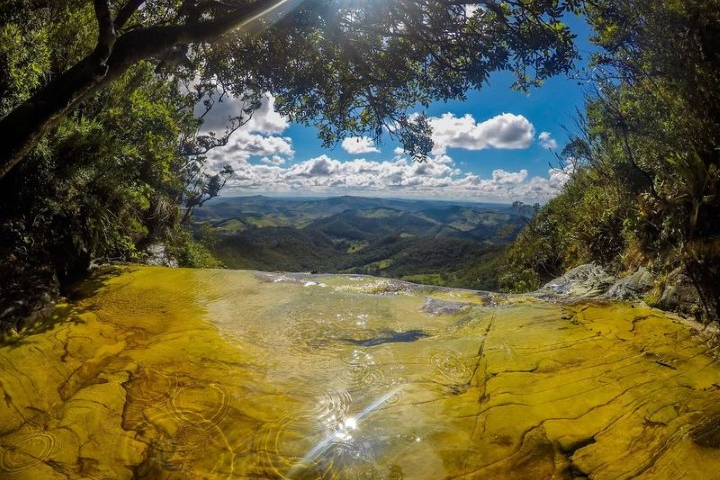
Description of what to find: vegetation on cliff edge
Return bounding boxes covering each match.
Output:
[501,0,720,322]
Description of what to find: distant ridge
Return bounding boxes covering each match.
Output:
[194,195,525,290]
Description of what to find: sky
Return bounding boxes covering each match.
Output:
[200,15,596,204]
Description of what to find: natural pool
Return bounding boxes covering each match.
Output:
[1,266,720,479]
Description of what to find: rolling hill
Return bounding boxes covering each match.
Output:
[194,196,529,290]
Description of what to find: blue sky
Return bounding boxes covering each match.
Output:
[203,14,595,203]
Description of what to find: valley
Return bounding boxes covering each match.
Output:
[193,196,530,290]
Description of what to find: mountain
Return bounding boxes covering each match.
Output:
[196,196,528,289]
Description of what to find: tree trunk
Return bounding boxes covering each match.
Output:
[0,60,103,178]
[0,0,300,180]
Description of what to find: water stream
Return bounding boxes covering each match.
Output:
[1,266,720,479]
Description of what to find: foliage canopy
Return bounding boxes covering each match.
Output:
[0,0,582,178]
[0,0,582,332]
[502,0,720,320]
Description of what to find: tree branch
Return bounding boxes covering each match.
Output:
[93,0,116,59]
[181,0,307,42]
[114,0,145,31]
[0,0,309,181]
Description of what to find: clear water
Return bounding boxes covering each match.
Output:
[1,266,720,479]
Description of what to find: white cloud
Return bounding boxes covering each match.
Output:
[289,155,342,177]
[244,95,289,134]
[228,132,293,158]
[205,131,294,169]
[196,100,567,202]
[219,152,571,203]
[539,131,559,150]
[198,93,295,169]
[429,113,536,154]
[341,136,380,154]
[548,158,575,189]
[260,155,286,166]
[199,93,288,134]
[465,4,481,17]
[492,169,528,184]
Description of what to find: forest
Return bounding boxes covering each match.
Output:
[500,1,720,322]
[1,0,719,333]
[192,196,519,289]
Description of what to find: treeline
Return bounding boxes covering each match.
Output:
[214,228,506,291]
[0,4,224,329]
[501,1,720,320]
[211,219,507,290]
[196,198,522,291]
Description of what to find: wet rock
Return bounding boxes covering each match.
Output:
[143,242,178,267]
[691,415,720,448]
[356,278,429,294]
[255,272,427,294]
[655,268,703,318]
[254,271,308,284]
[3,267,720,480]
[605,267,655,300]
[536,264,616,299]
[421,298,471,315]
[475,291,503,306]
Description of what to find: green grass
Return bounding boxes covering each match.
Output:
[400,273,445,286]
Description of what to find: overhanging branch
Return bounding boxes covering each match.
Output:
[114,0,145,31]
[93,0,116,59]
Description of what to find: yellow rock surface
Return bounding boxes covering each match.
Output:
[1,266,720,479]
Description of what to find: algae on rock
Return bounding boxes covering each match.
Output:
[1,266,720,479]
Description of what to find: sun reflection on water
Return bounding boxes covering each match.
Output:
[286,387,404,479]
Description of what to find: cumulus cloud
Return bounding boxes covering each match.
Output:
[429,113,536,154]
[341,136,380,154]
[195,100,567,202]
[492,169,529,184]
[260,155,286,166]
[205,131,294,169]
[289,155,341,177]
[539,131,559,150]
[197,93,295,168]
[246,95,289,134]
[199,93,288,134]
[548,158,575,189]
[231,132,292,157]
[220,152,572,203]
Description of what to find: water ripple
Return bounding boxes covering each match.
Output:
[316,391,353,427]
[340,350,386,388]
[168,382,230,428]
[0,431,56,474]
[431,350,471,383]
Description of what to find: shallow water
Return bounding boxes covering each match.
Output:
[1,266,720,479]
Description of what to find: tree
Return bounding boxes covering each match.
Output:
[511,200,540,221]
[582,0,720,318]
[0,0,582,180]
[503,0,720,320]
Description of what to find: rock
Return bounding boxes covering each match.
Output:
[690,414,720,448]
[605,267,655,300]
[655,268,703,318]
[421,297,471,315]
[143,242,178,267]
[536,264,616,299]
[3,267,720,480]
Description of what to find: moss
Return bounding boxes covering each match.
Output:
[166,229,223,269]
